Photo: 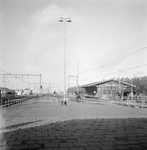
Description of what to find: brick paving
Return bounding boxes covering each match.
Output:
[0,97,147,150]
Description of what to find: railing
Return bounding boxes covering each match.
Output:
[0,94,41,108]
[0,98,24,107]
[111,96,147,108]
[69,95,107,104]
[68,94,147,108]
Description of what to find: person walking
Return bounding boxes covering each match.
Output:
[75,91,81,102]
[53,90,56,101]
[61,94,67,105]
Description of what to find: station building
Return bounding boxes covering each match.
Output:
[81,79,136,100]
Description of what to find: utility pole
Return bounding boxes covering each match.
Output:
[68,75,78,92]
[118,69,121,101]
[48,83,50,94]
[68,77,70,96]
[3,75,6,87]
[132,78,134,100]
[68,61,79,92]
[40,74,42,94]
[77,60,79,92]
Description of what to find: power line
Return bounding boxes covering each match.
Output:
[80,63,147,83]
[0,69,26,84]
[79,47,147,75]
[0,69,9,73]
[0,56,24,73]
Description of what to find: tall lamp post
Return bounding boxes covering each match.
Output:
[59,17,71,105]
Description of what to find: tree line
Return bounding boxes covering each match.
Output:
[119,76,147,95]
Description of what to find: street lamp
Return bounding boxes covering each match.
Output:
[59,17,71,105]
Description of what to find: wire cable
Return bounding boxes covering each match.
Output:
[0,57,24,73]
[80,63,147,83]
[79,47,147,75]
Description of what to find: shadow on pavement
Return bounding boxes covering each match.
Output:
[0,120,42,130]
[1,118,147,150]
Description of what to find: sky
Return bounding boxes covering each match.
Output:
[0,0,147,92]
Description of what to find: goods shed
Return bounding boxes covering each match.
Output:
[81,79,136,100]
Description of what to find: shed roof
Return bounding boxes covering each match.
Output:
[0,87,15,92]
[81,79,136,88]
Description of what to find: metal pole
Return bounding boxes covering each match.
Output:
[118,69,120,101]
[40,74,42,94]
[77,60,79,92]
[68,77,70,96]
[48,83,50,94]
[132,78,133,100]
[64,20,66,103]
[3,75,6,87]
[59,17,71,104]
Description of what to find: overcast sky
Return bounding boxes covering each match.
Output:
[0,0,147,92]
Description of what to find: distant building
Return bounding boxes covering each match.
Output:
[15,89,23,96]
[0,87,16,99]
[81,79,136,101]
[23,88,32,95]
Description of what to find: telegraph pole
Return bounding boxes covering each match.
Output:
[77,60,79,92]
[40,74,42,94]
[48,83,50,94]
[68,75,78,91]
[68,61,79,92]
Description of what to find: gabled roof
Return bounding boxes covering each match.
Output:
[0,87,15,92]
[24,88,31,90]
[81,79,136,88]
[119,80,136,87]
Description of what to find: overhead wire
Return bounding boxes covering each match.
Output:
[79,47,147,75]
[80,63,147,83]
[0,70,35,86]
[0,56,24,73]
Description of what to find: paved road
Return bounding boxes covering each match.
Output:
[0,97,147,150]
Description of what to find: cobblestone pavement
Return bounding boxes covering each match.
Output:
[0,97,147,150]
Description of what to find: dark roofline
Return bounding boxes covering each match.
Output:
[81,79,136,88]
[0,87,15,92]
[119,80,136,87]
